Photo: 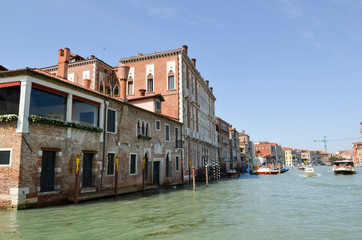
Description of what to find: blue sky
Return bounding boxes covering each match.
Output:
[1,0,361,153]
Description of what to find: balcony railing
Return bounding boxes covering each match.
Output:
[175,140,183,148]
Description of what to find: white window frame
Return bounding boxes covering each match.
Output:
[165,124,170,142]
[155,120,161,131]
[106,152,116,176]
[113,84,120,96]
[0,148,12,166]
[83,70,90,79]
[129,153,138,175]
[106,108,117,134]
[68,72,75,82]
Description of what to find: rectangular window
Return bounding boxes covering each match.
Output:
[73,99,99,127]
[0,85,20,115]
[107,153,115,175]
[107,109,116,133]
[30,88,67,121]
[0,150,11,165]
[130,154,137,175]
[156,120,161,131]
[156,99,161,110]
[165,124,170,142]
[176,156,179,171]
[127,81,134,95]
[147,78,153,93]
[175,127,179,148]
[168,76,175,90]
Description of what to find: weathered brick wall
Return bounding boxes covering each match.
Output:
[17,122,103,208]
[1,100,182,209]
[101,101,183,191]
[0,121,22,209]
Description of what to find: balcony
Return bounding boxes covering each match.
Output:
[175,140,183,148]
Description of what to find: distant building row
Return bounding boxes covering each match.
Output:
[254,142,330,166]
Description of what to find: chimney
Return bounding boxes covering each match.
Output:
[242,130,245,134]
[137,53,143,56]
[210,87,213,93]
[205,80,209,87]
[118,65,130,100]
[90,55,95,59]
[182,45,188,55]
[58,48,70,79]
[191,58,196,67]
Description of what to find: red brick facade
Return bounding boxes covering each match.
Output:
[0,69,182,209]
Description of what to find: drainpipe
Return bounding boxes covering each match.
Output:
[101,100,108,191]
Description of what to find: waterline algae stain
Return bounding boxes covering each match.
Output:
[0,167,361,240]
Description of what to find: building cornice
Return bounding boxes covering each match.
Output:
[119,49,182,64]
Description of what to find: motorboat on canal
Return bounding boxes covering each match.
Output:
[279,168,289,173]
[304,167,315,177]
[254,167,279,175]
[333,160,356,174]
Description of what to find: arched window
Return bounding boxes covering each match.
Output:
[141,122,145,135]
[168,70,175,90]
[99,81,104,93]
[106,85,111,95]
[137,121,141,135]
[114,85,119,96]
[147,74,153,93]
[145,122,149,136]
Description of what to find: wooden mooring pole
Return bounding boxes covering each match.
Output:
[205,165,208,187]
[74,153,80,204]
[114,154,119,198]
[142,157,145,192]
[192,166,196,191]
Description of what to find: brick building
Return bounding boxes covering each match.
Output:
[335,150,353,160]
[118,45,218,177]
[216,117,230,172]
[352,142,362,165]
[239,131,253,168]
[229,126,241,169]
[0,57,182,209]
[254,142,284,165]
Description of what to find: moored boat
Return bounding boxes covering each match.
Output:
[333,160,356,174]
[304,167,315,177]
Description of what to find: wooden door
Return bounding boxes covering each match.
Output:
[82,153,93,188]
[153,162,160,185]
[40,151,56,192]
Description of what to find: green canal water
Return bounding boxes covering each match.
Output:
[0,166,361,240]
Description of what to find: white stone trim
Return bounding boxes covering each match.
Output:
[16,80,32,133]
[0,148,12,166]
[129,153,138,175]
